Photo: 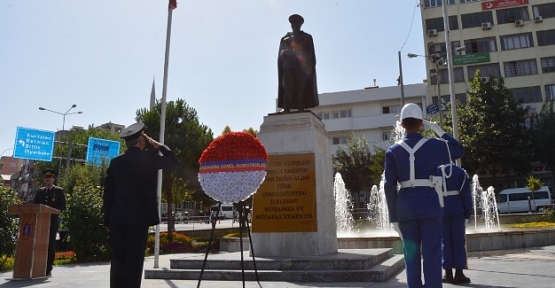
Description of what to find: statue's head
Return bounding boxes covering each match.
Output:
[288,14,304,30]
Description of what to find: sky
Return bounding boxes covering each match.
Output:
[0,0,427,158]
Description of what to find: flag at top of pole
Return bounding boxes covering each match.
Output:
[169,0,177,10]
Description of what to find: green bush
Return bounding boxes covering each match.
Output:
[542,207,555,222]
[61,165,110,262]
[0,187,23,271]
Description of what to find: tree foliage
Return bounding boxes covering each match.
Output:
[60,164,110,262]
[534,101,555,171]
[34,126,124,183]
[0,187,23,270]
[136,98,214,238]
[332,134,383,207]
[454,71,532,184]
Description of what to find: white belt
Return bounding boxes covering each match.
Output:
[399,179,434,188]
[444,190,460,196]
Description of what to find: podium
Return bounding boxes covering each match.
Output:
[8,204,60,280]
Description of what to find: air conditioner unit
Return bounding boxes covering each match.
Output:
[515,20,524,26]
[481,22,492,30]
[535,16,543,23]
[427,29,438,37]
[480,77,489,83]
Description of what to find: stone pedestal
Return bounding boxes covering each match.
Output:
[251,112,337,257]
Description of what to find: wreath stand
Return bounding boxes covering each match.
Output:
[196,201,260,288]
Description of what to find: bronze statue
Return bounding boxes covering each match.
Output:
[277,14,319,113]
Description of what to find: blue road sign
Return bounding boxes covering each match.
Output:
[13,127,56,161]
[426,103,440,115]
[86,137,121,166]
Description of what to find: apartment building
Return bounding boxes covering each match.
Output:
[420,0,555,116]
[310,83,427,154]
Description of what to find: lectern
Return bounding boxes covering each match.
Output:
[8,204,60,280]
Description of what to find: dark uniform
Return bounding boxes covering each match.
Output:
[33,168,66,276]
[103,122,179,288]
[277,14,319,112]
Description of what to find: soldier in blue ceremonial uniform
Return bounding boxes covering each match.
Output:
[103,122,179,288]
[384,103,464,288]
[33,168,66,277]
[435,163,472,284]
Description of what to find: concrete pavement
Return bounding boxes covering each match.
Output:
[2,245,555,287]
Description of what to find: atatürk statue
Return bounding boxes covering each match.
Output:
[277,14,319,113]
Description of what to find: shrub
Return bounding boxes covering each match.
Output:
[0,187,23,271]
[146,232,198,254]
[61,165,110,262]
[542,207,555,222]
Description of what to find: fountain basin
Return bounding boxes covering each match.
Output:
[338,227,555,254]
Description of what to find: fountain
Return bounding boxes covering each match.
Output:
[334,173,354,233]
[470,174,500,231]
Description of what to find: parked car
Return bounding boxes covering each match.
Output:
[174,211,189,223]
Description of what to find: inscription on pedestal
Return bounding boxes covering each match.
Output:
[252,153,316,232]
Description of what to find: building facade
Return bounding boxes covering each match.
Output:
[420,0,555,117]
[310,83,427,154]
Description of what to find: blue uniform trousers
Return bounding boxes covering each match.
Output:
[400,217,442,288]
[442,214,467,269]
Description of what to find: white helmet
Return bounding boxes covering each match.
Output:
[400,103,423,120]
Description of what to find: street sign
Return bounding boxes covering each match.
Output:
[13,127,56,161]
[86,137,121,166]
[426,103,440,115]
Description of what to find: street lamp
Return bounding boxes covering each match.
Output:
[39,104,83,132]
[38,104,83,178]
[407,46,465,125]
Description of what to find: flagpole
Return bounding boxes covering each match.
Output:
[154,1,175,269]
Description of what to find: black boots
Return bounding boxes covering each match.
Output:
[454,269,471,284]
[443,269,471,284]
[443,269,453,283]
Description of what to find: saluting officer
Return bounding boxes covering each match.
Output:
[33,168,66,277]
[103,122,179,288]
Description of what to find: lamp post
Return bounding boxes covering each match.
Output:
[407,46,465,126]
[38,104,83,178]
[39,104,83,133]
[398,51,406,106]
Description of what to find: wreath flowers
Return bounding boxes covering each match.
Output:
[198,132,268,203]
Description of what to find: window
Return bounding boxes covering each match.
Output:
[423,0,455,8]
[461,11,494,29]
[504,59,538,77]
[496,7,530,24]
[460,0,481,3]
[382,132,392,141]
[332,136,348,145]
[509,86,542,103]
[425,16,458,32]
[546,85,555,101]
[537,30,555,46]
[468,63,501,78]
[533,3,555,19]
[464,37,497,54]
[431,67,464,85]
[383,105,400,114]
[500,33,534,50]
[541,57,555,73]
[325,109,351,119]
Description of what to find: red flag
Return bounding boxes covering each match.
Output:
[169,0,177,10]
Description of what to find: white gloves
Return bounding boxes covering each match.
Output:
[424,120,445,136]
[392,222,403,240]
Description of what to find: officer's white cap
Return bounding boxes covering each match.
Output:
[400,103,423,120]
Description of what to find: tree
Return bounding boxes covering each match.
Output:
[332,133,381,208]
[34,126,124,183]
[526,175,542,211]
[60,164,110,262]
[535,101,555,172]
[136,99,214,240]
[454,71,532,187]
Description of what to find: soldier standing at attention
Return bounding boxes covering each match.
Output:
[34,168,66,277]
